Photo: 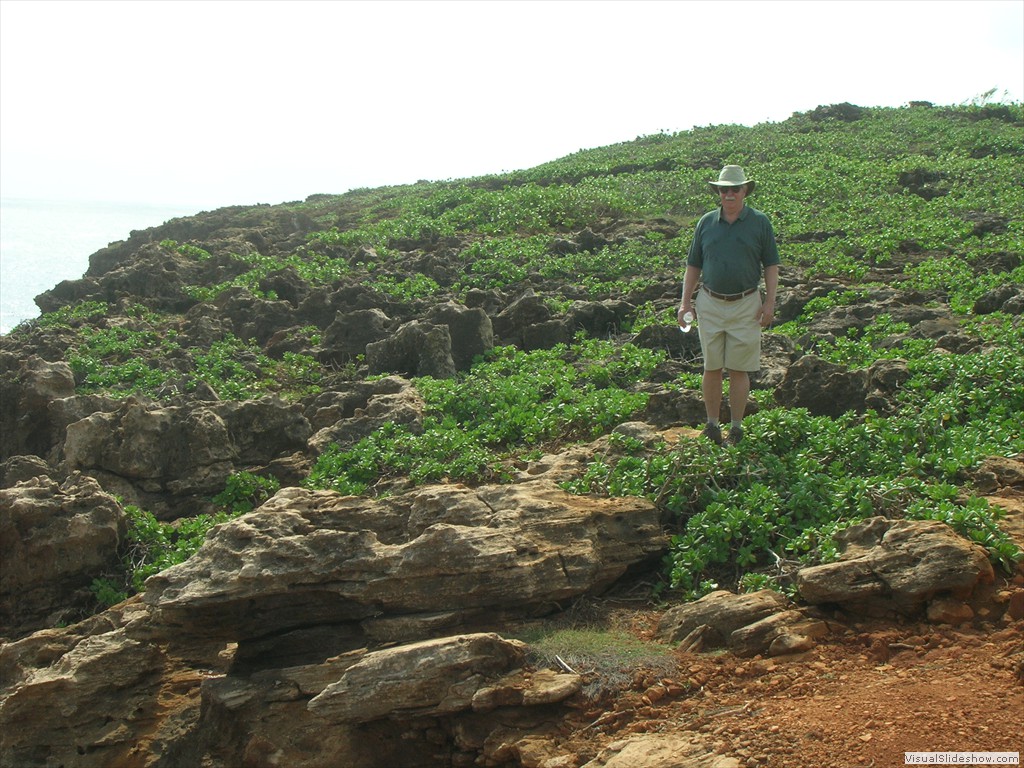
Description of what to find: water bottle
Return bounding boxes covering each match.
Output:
[679,311,695,333]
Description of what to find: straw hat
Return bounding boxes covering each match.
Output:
[709,165,755,193]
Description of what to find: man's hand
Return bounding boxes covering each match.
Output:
[757,300,775,327]
[678,305,695,326]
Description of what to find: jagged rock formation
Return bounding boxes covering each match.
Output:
[0,452,666,768]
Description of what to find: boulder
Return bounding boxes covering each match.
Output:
[62,395,310,516]
[630,322,704,360]
[425,301,494,371]
[366,320,456,378]
[640,387,711,428]
[656,589,790,647]
[774,354,868,417]
[215,292,300,346]
[0,355,76,461]
[796,517,995,616]
[144,481,666,644]
[321,307,393,365]
[308,633,531,723]
[493,291,552,341]
[864,358,912,414]
[567,300,634,337]
[727,609,830,657]
[0,474,126,638]
[520,317,575,350]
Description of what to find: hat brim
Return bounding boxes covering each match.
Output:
[709,181,755,193]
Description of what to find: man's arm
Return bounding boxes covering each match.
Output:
[758,264,779,327]
[679,264,701,324]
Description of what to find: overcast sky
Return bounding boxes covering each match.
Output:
[2,0,1022,211]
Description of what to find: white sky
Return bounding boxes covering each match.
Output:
[2,0,1022,211]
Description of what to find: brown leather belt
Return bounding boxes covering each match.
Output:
[702,285,759,302]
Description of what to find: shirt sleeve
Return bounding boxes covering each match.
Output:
[686,217,706,268]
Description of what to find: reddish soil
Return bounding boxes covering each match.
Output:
[552,493,1024,768]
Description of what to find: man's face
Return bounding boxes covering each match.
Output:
[718,184,748,214]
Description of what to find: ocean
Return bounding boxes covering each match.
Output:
[0,198,201,335]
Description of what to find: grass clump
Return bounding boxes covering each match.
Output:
[519,619,677,702]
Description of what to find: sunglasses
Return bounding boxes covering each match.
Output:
[717,185,746,193]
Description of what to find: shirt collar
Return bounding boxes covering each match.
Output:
[714,204,748,223]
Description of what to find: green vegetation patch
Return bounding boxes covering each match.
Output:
[91,472,280,606]
[564,342,1023,598]
[306,340,663,493]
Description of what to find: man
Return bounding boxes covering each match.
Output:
[678,165,780,446]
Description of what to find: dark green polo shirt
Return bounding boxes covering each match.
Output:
[686,205,781,295]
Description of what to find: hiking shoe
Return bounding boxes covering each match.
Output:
[728,426,744,446]
[701,423,723,446]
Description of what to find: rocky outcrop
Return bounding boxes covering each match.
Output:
[0,474,126,637]
[307,633,572,723]
[144,479,666,650]
[0,355,76,461]
[62,395,310,518]
[796,516,995,617]
[0,457,666,768]
[655,589,829,658]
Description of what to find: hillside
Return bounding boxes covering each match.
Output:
[1,101,1022,767]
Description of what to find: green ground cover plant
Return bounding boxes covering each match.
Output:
[305,339,663,493]
[91,472,279,605]
[55,315,322,399]
[563,341,1024,597]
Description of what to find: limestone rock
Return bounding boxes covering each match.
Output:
[321,307,392,365]
[144,481,666,643]
[307,633,530,723]
[0,617,169,768]
[926,597,974,625]
[493,291,552,340]
[581,733,742,768]
[62,395,310,517]
[727,609,830,657]
[0,355,76,461]
[425,301,494,371]
[0,455,56,488]
[366,319,457,378]
[656,589,790,647]
[796,517,995,616]
[775,354,869,417]
[0,474,126,637]
[306,376,425,455]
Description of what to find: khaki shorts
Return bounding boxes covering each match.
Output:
[694,289,763,372]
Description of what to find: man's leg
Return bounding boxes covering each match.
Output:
[702,368,724,422]
[727,369,750,421]
[726,369,750,445]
